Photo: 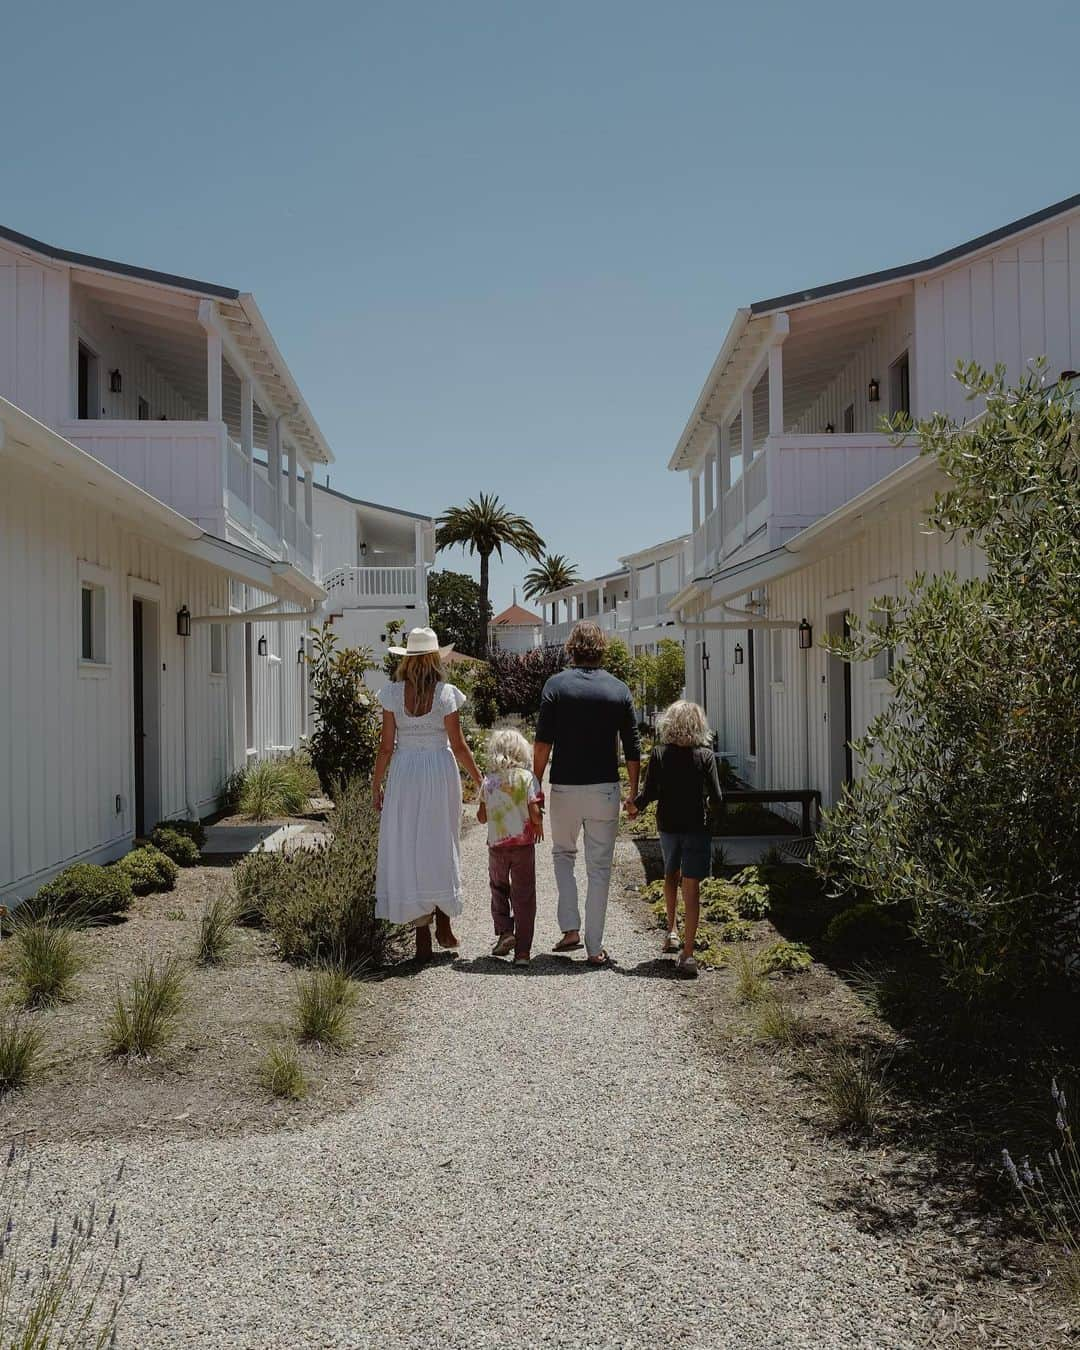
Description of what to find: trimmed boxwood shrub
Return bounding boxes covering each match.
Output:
[29,863,134,923]
[152,817,206,848]
[150,828,200,867]
[115,845,179,896]
[824,902,906,953]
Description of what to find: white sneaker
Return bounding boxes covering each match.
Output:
[662,931,680,954]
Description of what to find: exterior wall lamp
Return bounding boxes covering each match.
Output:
[359,542,368,558]
[733,642,744,666]
[824,422,835,434]
[297,640,306,664]
[176,605,191,638]
[257,635,269,657]
[109,369,123,394]
[702,649,711,672]
[868,378,880,403]
[798,618,813,650]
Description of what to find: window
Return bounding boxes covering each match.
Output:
[636,565,656,599]
[137,396,151,421]
[889,352,910,418]
[210,622,226,676]
[770,628,785,685]
[657,555,679,595]
[843,403,855,433]
[870,607,896,681]
[79,579,107,665]
[77,343,99,420]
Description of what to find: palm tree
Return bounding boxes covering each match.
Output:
[523,553,581,602]
[436,494,545,636]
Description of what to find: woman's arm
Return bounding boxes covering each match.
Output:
[445,712,483,790]
[372,710,396,811]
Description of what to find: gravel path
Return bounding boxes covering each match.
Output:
[32,826,930,1348]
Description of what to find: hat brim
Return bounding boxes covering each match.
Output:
[387,644,456,660]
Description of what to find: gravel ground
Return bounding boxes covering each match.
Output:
[27,825,932,1348]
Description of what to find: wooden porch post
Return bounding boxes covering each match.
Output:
[720,418,731,492]
[768,343,784,438]
[206,330,223,423]
[270,416,284,537]
[240,377,254,521]
[302,461,313,526]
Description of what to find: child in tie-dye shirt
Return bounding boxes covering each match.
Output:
[477,728,544,964]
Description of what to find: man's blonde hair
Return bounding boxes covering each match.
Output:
[656,699,711,748]
[565,620,607,667]
[487,727,532,773]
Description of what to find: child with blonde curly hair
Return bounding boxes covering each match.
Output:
[635,700,723,978]
[478,727,544,965]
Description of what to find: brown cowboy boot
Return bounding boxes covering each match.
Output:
[415,923,433,961]
[434,909,460,950]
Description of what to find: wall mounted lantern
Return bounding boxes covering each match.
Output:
[176,605,191,638]
[868,378,880,403]
[798,618,813,650]
[702,649,711,672]
[109,369,123,394]
[824,422,835,434]
[359,541,368,558]
[257,635,269,657]
[297,640,306,664]
[733,642,744,666]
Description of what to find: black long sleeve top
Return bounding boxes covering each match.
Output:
[635,744,723,834]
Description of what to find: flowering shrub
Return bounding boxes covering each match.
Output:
[489,646,567,719]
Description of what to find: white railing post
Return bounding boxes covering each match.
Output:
[206,329,223,424]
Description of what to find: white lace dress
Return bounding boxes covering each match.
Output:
[375,681,467,925]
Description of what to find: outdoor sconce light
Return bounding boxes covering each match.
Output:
[1060,370,1079,382]
[109,369,123,394]
[176,605,191,638]
[297,641,306,664]
[257,635,269,657]
[868,378,880,403]
[702,649,711,672]
[824,422,835,434]
[733,642,744,666]
[798,618,813,650]
[359,542,368,558]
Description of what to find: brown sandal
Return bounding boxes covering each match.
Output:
[552,935,583,952]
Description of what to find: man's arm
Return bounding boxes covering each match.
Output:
[620,690,641,809]
[533,740,552,784]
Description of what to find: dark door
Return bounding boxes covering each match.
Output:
[747,628,756,757]
[842,615,853,785]
[133,599,146,836]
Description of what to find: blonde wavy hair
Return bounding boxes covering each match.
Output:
[656,699,711,748]
[395,650,443,715]
[487,727,532,774]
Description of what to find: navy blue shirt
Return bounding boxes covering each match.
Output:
[535,666,641,785]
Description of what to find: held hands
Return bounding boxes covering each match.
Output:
[623,797,639,819]
[373,783,384,813]
[477,801,488,825]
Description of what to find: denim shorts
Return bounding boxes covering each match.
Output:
[658,831,712,881]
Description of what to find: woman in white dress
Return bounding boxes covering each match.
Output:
[372,627,483,960]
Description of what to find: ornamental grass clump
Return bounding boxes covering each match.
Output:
[237,760,313,822]
[259,1042,308,1100]
[733,951,768,1006]
[820,1047,888,1131]
[8,919,81,1009]
[195,891,238,966]
[293,968,358,1051]
[1002,1081,1080,1300]
[0,1017,43,1094]
[106,956,187,1059]
[755,995,807,1047]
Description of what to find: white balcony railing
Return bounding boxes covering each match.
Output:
[323,565,420,606]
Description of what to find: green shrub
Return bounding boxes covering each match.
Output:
[219,769,246,811]
[8,920,81,1008]
[152,817,206,848]
[150,827,200,866]
[263,779,386,967]
[824,902,906,953]
[259,1042,307,1100]
[729,867,772,919]
[715,918,755,944]
[115,844,178,895]
[196,891,238,966]
[307,625,381,795]
[471,662,499,729]
[231,849,290,927]
[293,968,358,1050]
[0,1016,43,1093]
[29,862,134,924]
[106,956,187,1058]
[758,940,813,975]
[697,943,728,970]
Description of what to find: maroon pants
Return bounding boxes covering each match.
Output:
[489,844,537,957]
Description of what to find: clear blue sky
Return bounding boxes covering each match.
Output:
[4,0,1078,610]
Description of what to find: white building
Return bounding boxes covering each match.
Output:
[670,192,1080,819]
[617,535,690,656]
[315,483,435,681]
[488,601,544,653]
[538,568,631,647]
[0,223,332,901]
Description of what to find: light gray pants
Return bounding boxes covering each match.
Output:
[549,782,621,957]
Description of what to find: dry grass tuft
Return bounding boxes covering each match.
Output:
[259,1042,308,1100]
[293,968,358,1051]
[106,956,187,1059]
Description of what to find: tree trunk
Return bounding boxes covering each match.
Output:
[479,550,491,653]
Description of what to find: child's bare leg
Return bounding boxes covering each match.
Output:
[664,872,681,934]
[681,878,701,958]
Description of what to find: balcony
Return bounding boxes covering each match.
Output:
[322,565,423,609]
[692,432,916,573]
[63,420,316,576]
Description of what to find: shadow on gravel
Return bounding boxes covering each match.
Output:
[451,954,615,977]
[371,952,461,980]
[614,958,682,981]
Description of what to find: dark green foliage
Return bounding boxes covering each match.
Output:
[758,940,813,974]
[472,662,499,728]
[30,863,134,924]
[824,902,906,953]
[814,363,1080,994]
[600,637,634,685]
[427,570,492,659]
[115,845,178,896]
[152,817,206,848]
[435,495,544,642]
[262,779,386,967]
[306,625,381,797]
[150,827,200,866]
[637,638,686,711]
[489,646,567,719]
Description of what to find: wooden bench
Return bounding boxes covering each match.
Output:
[721,788,822,837]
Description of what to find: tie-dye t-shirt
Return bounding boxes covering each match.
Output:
[482,767,543,848]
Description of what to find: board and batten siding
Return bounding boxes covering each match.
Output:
[0,243,71,427]
[0,457,243,902]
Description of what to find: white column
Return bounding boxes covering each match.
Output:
[240,377,254,519]
[768,342,784,437]
[270,416,284,537]
[303,463,313,526]
[206,330,223,423]
[741,382,755,463]
[286,442,297,511]
[703,450,715,517]
[691,472,701,530]
[414,520,426,607]
[720,419,732,492]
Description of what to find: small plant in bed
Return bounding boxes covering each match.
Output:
[116,843,179,895]
[733,951,768,1005]
[152,817,206,848]
[195,892,238,966]
[293,968,358,1050]
[259,1041,308,1100]
[8,917,81,1008]
[820,1046,889,1131]
[150,826,200,866]
[824,901,906,954]
[0,1015,43,1093]
[25,862,134,926]
[757,940,812,975]
[755,995,807,1047]
[106,955,187,1058]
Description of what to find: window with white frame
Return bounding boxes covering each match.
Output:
[78,565,109,667]
[870,604,896,680]
[657,555,679,595]
[210,622,227,676]
[770,627,785,685]
[636,565,656,599]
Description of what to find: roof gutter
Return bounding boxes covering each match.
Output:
[668,308,751,472]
